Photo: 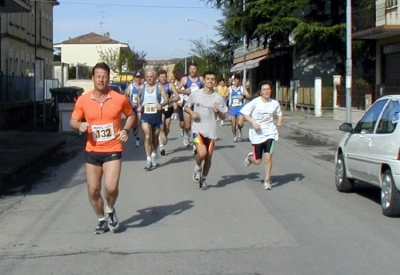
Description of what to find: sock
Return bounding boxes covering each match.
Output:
[147,156,151,161]
[105,206,114,214]
[195,164,201,171]
[151,152,156,158]
[185,130,190,138]
[98,216,107,221]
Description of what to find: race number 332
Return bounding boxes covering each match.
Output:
[91,123,115,142]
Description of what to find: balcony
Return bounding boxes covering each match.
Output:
[353,0,400,40]
[0,0,31,13]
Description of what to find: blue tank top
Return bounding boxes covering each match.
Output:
[185,76,203,91]
[229,85,244,107]
[164,82,172,97]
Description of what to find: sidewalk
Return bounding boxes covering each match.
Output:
[0,109,347,192]
[282,109,346,147]
[0,131,80,191]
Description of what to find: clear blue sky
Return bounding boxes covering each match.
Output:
[53,0,223,60]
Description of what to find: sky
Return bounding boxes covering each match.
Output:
[53,0,224,60]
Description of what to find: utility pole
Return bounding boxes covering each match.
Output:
[345,0,352,123]
[242,0,247,90]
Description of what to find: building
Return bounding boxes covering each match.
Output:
[353,0,400,97]
[0,0,59,78]
[53,32,129,79]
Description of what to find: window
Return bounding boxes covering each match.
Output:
[387,0,398,8]
[376,100,399,134]
[354,99,388,134]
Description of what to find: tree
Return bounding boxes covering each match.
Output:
[97,47,147,75]
[202,0,376,78]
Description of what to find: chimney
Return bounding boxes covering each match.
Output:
[104,32,110,38]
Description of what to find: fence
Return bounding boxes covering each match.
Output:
[0,75,60,107]
[278,85,333,109]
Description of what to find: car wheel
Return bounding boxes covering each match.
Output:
[381,170,400,217]
[335,154,354,192]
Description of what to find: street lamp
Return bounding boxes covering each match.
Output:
[175,48,190,74]
[184,18,209,67]
[177,38,194,63]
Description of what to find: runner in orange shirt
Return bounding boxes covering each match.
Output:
[70,62,136,234]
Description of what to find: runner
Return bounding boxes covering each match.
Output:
[228,74,251,142]
[125,72,142,147]
[158,70,180,156]
[178,63,204,148]
[137,69,169,170]
[70,62,135,234]
[216,78,229,126]
[241,80,283,190]
[184,70,228,190]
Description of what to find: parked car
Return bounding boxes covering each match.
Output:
[109,82,129,94]
[335,95,400,217]
[108,84,123,94]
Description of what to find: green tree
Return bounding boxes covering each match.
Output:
[202,0,376,78]
[97,47,147,75]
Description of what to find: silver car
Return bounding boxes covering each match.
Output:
[335,95,400,217]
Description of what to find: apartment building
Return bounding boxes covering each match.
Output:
[0,0,59,78]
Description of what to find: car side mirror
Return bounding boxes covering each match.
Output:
[339,123,353,133]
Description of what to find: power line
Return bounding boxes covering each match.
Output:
[36,0,213,9]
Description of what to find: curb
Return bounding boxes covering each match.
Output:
[283,124,339,147]
[0,140,66,192]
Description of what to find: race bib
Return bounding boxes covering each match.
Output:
[231,98,242,107]
[144,103,157,114]
[91,123,115,142]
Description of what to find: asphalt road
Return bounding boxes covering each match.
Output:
[0,119,399,275]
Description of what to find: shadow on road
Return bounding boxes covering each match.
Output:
[119,200,194,231]
[214,172,260,187]
[272,173,305,187]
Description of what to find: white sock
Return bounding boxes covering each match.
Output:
[105,206,114,214]
[151,152,156,158]
[195,164,201,171]
[147,156,151,161]
[98,216,107,221]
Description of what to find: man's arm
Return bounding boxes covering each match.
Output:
[169,82,180,103]
[158,85,169,108]
[177,76,190,95]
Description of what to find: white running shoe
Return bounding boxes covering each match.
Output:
[220,120,224,126]
[180,129,184,137]
[263,180,272,190]
[151,155,157,168]
[183,137,190,147]
[233,136,238,142]
[244,152,253,167]
[201,179,208,190]
[238,129,242,139]
[193,166,202,183]
[106,209,120,233]
[144,160,152,170]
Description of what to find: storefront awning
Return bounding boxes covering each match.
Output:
[230,56,267,72]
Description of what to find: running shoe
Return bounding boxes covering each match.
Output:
[135,140,140,147]
[151,156,157,168]
[193,166,202,183]
[200,179,208,190]
[144,160,152,170]
[233,136,238,142]
[180,129,184,137]
[263,179,272,190]
[107,209,120,233]
[94,220,109,234]
[238,129,242,139]
[183,137,190,147]
[244,152,253,167]
[160,145,166,156]
[220,120,224,126]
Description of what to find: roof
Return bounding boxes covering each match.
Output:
[59,32,124,45]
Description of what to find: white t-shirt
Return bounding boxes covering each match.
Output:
[184,89,227,139]
[240,97,282,144]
